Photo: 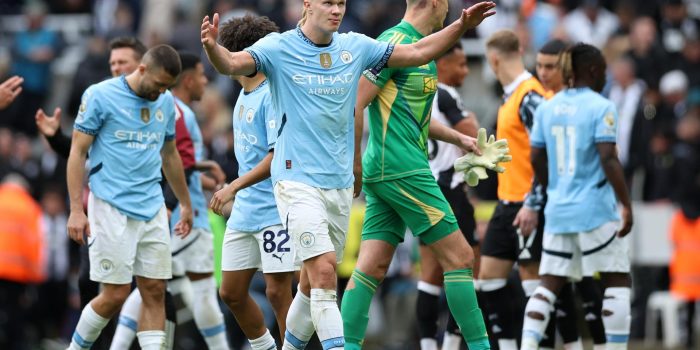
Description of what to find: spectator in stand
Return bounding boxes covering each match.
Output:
[659,0,700,67]
[0,173,45,349]
[607,57,647,183]
[678,37,700,87]
[34,185,76,343]
[642,70,687,201]
[626,17,668,91]
[1,1,63,136]
[669,90,700,350]
[562,0,619,49]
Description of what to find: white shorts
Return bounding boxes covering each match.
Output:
[221,224,297,273]
[274,180,352,264]
[171,228,214,276]
[539,221,630,281]
[87,193,172,284]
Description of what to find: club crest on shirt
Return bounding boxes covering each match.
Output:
[423,76,437,94]
[238,105,245,121]
[155,109,164,122]
[340,50,353,64]
[604,112,615,127]
[140,108,150,123]
[320,53,332,69]
[246,109,255,123]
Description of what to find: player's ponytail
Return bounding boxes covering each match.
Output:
[560,49,573,88]
[299,6,308,26]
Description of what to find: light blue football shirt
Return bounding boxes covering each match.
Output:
[75,76,176,221]
[530,87,620,234]
[170,97,211,231]
[245,27,393,189]
[227,80,282,232]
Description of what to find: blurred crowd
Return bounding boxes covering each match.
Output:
[0,0,699,349]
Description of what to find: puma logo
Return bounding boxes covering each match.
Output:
[272,253,284,263]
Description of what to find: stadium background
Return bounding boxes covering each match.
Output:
[0,0,698,349]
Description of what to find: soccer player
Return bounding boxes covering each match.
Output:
[201,1,496,349]
[479,30,550,350]
[536,39,607,350]
[108,52,231,350]
[36,36,149,159]
[207,15,298,350]
[416,41,480,350]
[66,44,192,350]
[520,43,633,350]
[341,1,491,349]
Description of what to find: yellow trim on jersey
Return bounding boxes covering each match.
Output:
[376,79,399,179]
[396,184,445,225]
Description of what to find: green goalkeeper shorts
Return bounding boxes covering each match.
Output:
[362,173,458,246]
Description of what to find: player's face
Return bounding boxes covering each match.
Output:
[189,63,209,101]
[308,0,346,33]
[437,48,469,87]
[536,53,563,92]
[138,66,177,101]
[109,48,140,77]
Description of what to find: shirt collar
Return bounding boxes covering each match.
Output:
[296,26,333,47]
[503,71,532,98]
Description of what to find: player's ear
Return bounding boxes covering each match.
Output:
[432,0,439,8]
[138,64,147,75]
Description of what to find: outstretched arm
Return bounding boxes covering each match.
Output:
[388,2,495,68]
[201,13,257,77]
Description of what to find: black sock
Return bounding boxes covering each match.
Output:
[481,285,516,341]
[416,289,441,339]
[555,283,580,344]
[577,277,606,345]
[445,312,460,335]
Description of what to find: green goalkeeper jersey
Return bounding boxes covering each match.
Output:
[362,20,438,183]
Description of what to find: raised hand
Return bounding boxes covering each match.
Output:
[0,76,23,110]
[201,13,220,50]
[460,1,497,30]
[35,107,61,137]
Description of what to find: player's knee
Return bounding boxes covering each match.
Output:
[218,285,246,309]
[102,284,132,306]
[265,283,291,309]
[138,279,166,304]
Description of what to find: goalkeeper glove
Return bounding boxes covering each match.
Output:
[454,128,512,187]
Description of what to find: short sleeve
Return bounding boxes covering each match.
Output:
[530,105,545,148]
[594,102,618,143]
[262,94,278,150]
[350,32,394,83]
[519,90,545,133]
[437,88,468,126]
[165,98,177,141]
[73,86,103,135]
[243,33,281,77]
